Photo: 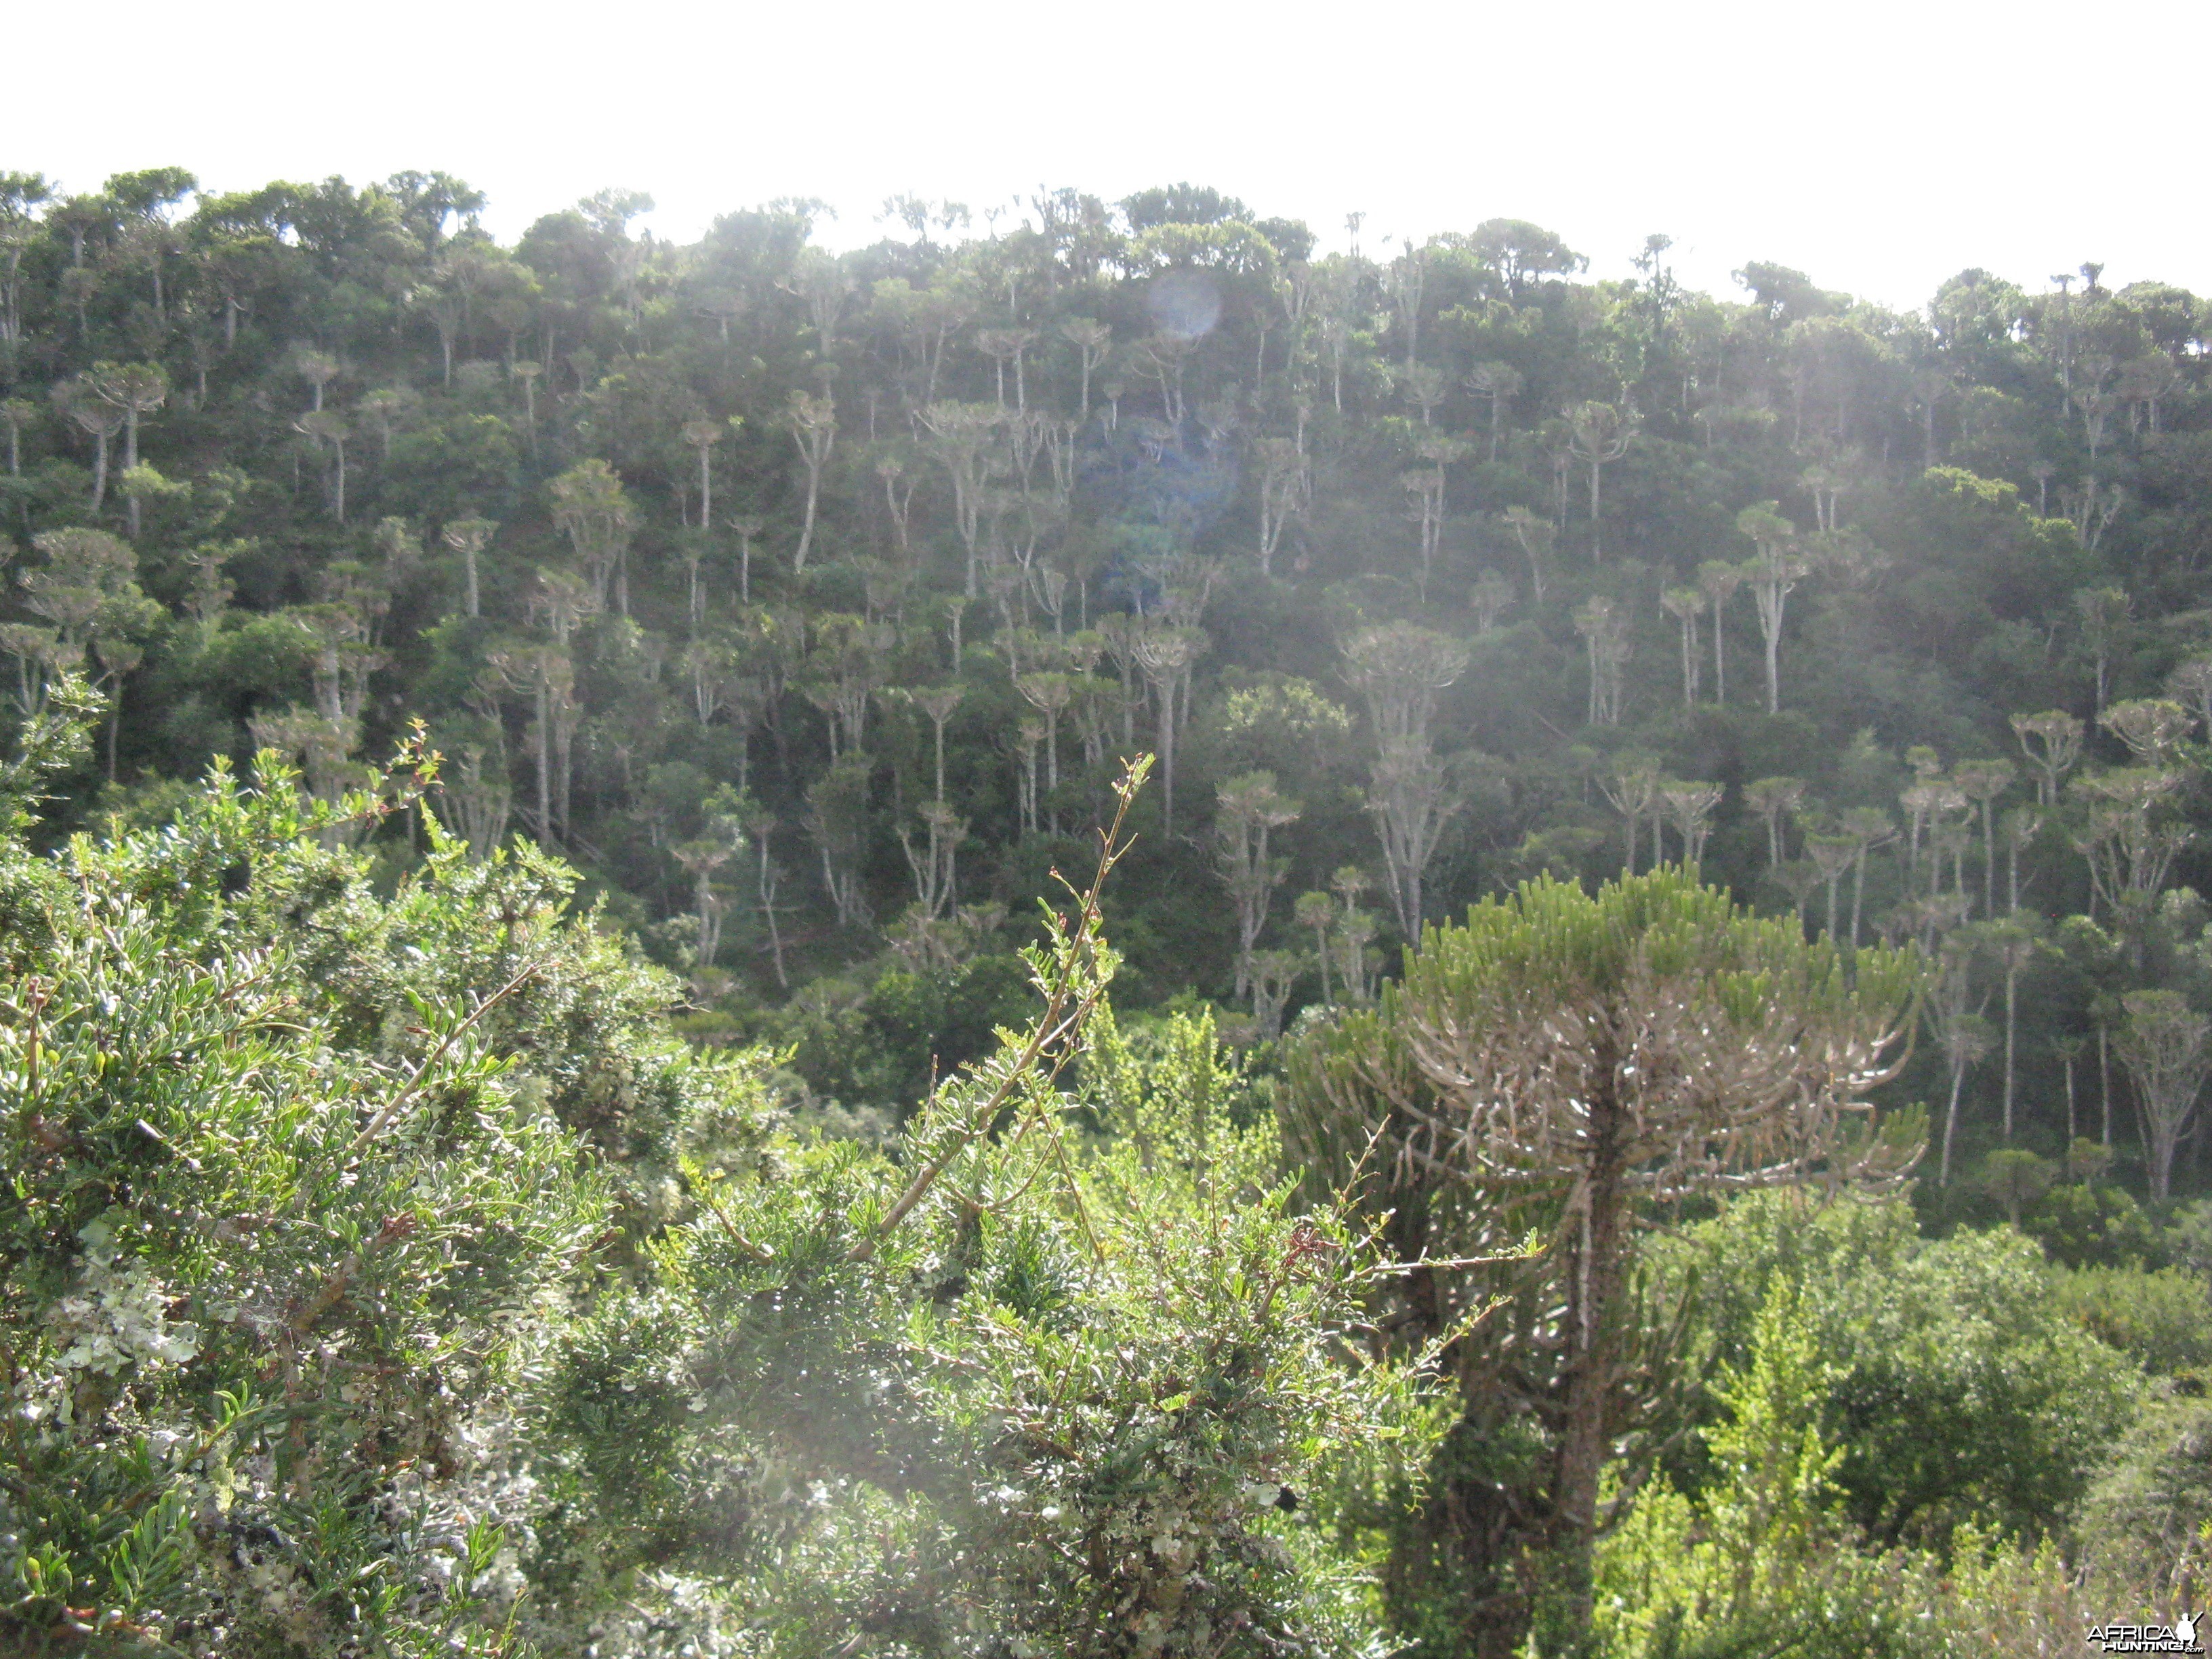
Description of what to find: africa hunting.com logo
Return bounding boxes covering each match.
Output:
[2087,1612,2204,1654]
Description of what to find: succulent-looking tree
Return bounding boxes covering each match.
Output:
[1841,806,1896,947]
[18,528,142,676]
[1366,738,1457,939]
[1466,359,1523,462]
[291,345,340,410]
[1060,316,1112,418]
[806,751,872,928]
[1341,621,1468,934]
[1950,756,2017,917]
[1565,399,1635,560]
[1340,620,1466,752]
[674,835,734,967]
[1571,596,1631,726]
[1252,436,1309,577]
[2100,696,2195,766]
[2166,655,2212,735]
[1696,557,1744,705]
[1214,770,1300,1000]
[1927,934,1992,1185]
[52,375,125,510]
[1742,775,1805,869]
[2011,709,2085,806]
[1399,464,1447,600]
[1598,756,1661,874]
[0,396,35,474]
[1288,867,1921,1652]
[441,516,495,619]
[1130,621,1208,834]
[1660,778,1723,865]
[293,409,351,523]
[680,415,725,530]
[2070,764,2189,932]
[1504,505,1557,604]
[1984,916,2044,1141]
[1660,584,1702,705]
[1980,1147,2055,1227]
[88,634,140,779]
[89,361,168,535]
[1294,888,1336,1003]
[548,457,635,613]
[2074,586,2130,717]
[2116,989,2212,1202]
[786,389,837,575]
[725,512,763,603]
[1737,504,1808,714]
[1471,568,1514,634]
[1805,830,1857,939]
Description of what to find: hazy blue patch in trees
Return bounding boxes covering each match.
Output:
[128,687,229,779]
[1086,436,1240,562]
[2134,430,2212,541]
[1145,266,1224,340]
[1197,569,1335,681]
[1317,571,1425,636]
[1949,392,2046,484]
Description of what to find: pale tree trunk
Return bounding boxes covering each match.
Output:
[533,687,552,844]
[2003,965,2018,1140]
[1155,687,1176,834]
[2100,1027,2113,1148]
[1589,463,1603,562]
[1941,1059,1969,1185]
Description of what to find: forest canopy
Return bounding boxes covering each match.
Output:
[4,167,2212,1656]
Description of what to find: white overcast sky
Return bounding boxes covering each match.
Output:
[6,0,2202,312]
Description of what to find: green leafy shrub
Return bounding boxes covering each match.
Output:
[1651,1191,2140,1550]
[2053,1265,2212,1374]
[0,735,1432,1655]
[2022,1180,2171,1269]
[2080,1392,2212,1604]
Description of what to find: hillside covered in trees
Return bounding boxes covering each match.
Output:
[7,167,2212,1657]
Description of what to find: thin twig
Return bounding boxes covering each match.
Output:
[848,758,1147,1264]
[346,956,547,1156]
